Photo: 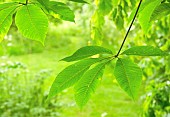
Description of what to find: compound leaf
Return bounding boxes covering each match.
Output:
[0,3,19,42]
[114,58,142,99]
[61,46,113,62]
[122,46,169,56]
[15,4,48,45]
[48,58,101,99]
[74,62,106,108]
[49,1,75,22]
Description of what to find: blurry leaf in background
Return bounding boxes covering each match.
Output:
[91,11,104,45]
[0,3,19,42]
[75,62,106,108]
[37,0,49,11]
[15,4,48,45]
[138,0,161,34]
[48,58,101,99]
[49,1,75,22]
[68,0,88,3]
[114,58,142,99]
[61,46,113,62]
[122,46,169,56]
[150,3,170,21]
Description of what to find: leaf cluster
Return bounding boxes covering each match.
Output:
[0,0,87,44]
[48,45,169,108]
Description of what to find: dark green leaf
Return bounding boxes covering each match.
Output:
[122,46,169,56]
[114,58,142,99]
[37,0,49,11]
[0,3,19,42]
[48,58,101,99]
[74,62,106,108]
[150,3,170,21]
[68,0,88,3]
[15,4,48,45]
[49,1,75,22]
[61,46,112,62]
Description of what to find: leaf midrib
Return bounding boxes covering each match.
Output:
[26,5,42,37]
[119,59,134,99]
[81,63,105,106]
[58,60,98,90]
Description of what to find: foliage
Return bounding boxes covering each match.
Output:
[0,0,87,44]
[47,0,170,109]
[0,61,62,116]
[0,0,170,114]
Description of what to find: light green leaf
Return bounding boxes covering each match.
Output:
[68,0,88,3]
[0,3,19,42]
[61,46,112,62]
[48,58,101,99]
[150,3,170,21]
[74,62,106,108]
[138,0,161,34]
[49,1,75,22]
[15,4,48,45]
[122,46,169,56]
[114,58,142,99]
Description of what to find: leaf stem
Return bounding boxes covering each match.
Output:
[115,0,143,57]
[26,0,28,5]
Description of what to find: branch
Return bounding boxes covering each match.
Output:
[115,0,143,57]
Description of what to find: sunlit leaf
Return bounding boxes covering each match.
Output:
[74,62,106,108]
[0,3,19,42]
[15,4,48,45]
[48,58,101,99]
[122,46,169,56]
[61,46,112,62]
[49,1,75,22]
[114,58,142,99]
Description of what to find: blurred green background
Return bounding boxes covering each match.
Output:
[0,0,169,117]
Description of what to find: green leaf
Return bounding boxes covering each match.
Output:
[61,46,112,62]
[122,46,169,56]
[15,4,48,45]
[0,3,19,42]
[49,1,75,22]
[48,58,101,99]
[138,0,161,34]
[68,0,88,3]
[150,3,170,21]
[74,62,106,108]
[114,58,142,99]
[37,0,49,11]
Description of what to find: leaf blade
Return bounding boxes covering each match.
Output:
[122,46,169,56]
[48,58,101,99]
[15,4,48,44]
[138,0,161,33]
[68,0,88,3]
[0,3,19,42]
[49,1,75,22]
[150,3,170,21]
[74,62,106,108]
[61,46,113,62]
[114,58,142,99]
